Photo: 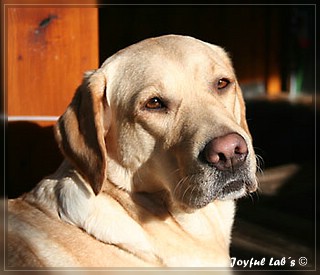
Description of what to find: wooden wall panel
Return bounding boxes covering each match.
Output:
[6,7,99,198]
[7,7,99,118]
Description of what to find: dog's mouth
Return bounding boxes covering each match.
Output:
[222,180,244,193]
[216,180,249,200]
[173,170,257,209]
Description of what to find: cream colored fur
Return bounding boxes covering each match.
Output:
[6,35,257,268]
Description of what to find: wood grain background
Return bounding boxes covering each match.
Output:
[7,7,99,119]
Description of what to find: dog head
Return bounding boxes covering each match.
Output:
[55,35,257,209]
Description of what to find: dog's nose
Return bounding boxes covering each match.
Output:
[204,133,248,171]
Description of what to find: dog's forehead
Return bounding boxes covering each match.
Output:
[103,35,231,73]
[102,35,234,104]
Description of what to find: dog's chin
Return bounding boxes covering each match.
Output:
[175,179,255,210]
[216,180,247,200]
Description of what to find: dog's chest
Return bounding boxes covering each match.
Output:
[94,191,234,266]
[22,180,234,267]
[138,202,233,266]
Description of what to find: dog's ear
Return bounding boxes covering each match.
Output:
[54,69,109,195]
[204,42,251,136]
[234,82,251,137]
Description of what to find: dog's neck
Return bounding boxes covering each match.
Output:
[26,160,234,266]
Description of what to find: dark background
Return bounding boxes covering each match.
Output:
[98,5,315,94]
[6,4,316,271]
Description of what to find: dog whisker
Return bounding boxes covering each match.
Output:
[181,177,194,204]
[169,168,181,176]
[188,179,199,207]
[172,175,188,198]
[255,153,264,174]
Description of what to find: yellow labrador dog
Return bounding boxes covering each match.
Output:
[7,35,257,268]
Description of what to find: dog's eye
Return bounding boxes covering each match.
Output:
[217,78,230,90]
[145,97,166,110]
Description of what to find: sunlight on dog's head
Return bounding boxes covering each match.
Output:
[55,35,257,210]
